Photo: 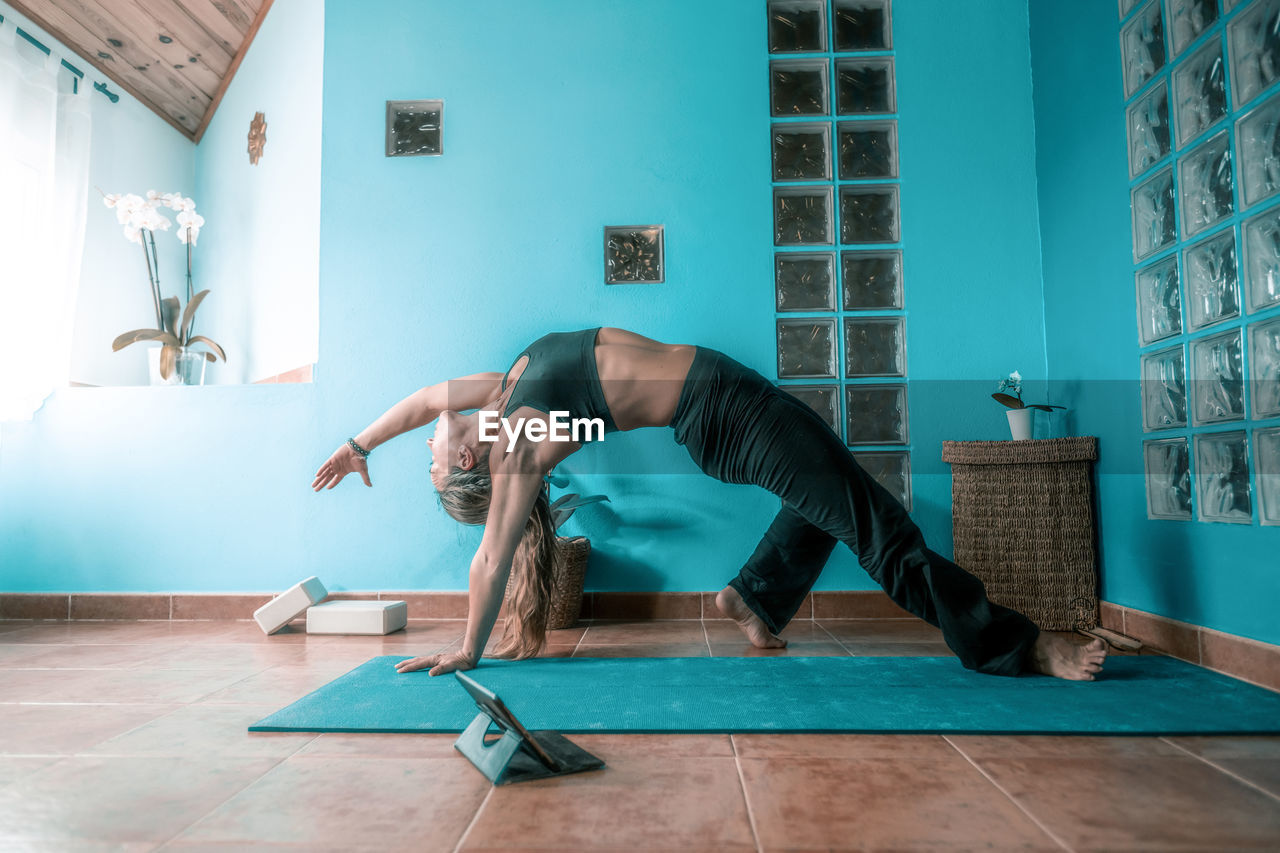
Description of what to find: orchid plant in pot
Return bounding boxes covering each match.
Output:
[102,191,226,385]
[991,371,1064,440]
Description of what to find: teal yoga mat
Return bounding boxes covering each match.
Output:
[248,655,1280,735]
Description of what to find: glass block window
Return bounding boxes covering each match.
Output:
[1144,438,1193,519]
[1124,0,1280,525]
[769,1,907,509]
[385,100,443,157]
[783,384,841,433]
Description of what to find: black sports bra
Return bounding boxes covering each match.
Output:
[500,327,618,435]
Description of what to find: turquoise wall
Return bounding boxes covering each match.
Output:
[1029,0,1280,646]
[2,2,1047,601]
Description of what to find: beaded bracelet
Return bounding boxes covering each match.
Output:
[346,438,371,459]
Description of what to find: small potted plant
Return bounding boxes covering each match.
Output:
[992,371,1064,440]
[102,191,226,384]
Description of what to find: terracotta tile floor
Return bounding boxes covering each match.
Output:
[0,618,1277,852]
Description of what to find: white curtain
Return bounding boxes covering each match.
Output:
[0,17,91,421]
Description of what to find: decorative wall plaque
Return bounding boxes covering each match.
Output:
[604,226,664,284]
[248,111,267,165]
[386,99,443,157]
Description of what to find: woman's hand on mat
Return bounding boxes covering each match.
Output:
[394,651,477,676]
[312,444,371,491]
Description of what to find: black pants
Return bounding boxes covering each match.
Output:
[669,346,1039,676]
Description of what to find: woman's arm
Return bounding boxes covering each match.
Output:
[395,456,547,675]
[312,371,503,491]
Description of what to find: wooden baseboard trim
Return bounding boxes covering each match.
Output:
[7,591,1270,690]
[1099,600,1279,692]
[0,590,911,623]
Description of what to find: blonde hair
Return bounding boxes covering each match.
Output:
[436,454,557,659]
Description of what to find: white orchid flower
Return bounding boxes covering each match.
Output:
[139,207,171,232]
[1010,370,1022,383]
[146,189,161,202]
[179,197,196,212]
[123,224,142,244]
[161,192,182,210]
[178,226,199,246]
[103,193,121,208]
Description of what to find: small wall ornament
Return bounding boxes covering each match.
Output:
[248,111,267,165]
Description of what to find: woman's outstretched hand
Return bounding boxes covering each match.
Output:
[312,443,372,491]
[395,651,477,677]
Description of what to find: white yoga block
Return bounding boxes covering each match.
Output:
[253,576,328,635]
[306,600,408,635]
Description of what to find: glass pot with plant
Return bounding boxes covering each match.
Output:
[102,191,226,384]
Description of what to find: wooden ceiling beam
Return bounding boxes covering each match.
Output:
[6,0,201,140]
[170,0,241,55]
[5,0,276,146]
[192,0,273,144]
[120,0,235,92]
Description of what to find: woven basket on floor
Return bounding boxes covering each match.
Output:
[548,536,590,629]
[941,437,1099,631]
[503,535,591,631]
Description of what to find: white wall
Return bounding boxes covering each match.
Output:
[193,0,322,384]
[2,0,321,387]
[0,1,198,387]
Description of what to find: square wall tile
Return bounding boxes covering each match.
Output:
[1144,437,1193,519]
[837,120,897,180]
[775,186,834,245]
[776,252,836,311]
[783,384,841,434]
[843,250,903,310]
[1168,0,1218,58]
[1228,0,1280,108]
[839,185,899,244]
[845,383,908,445]
[1178,131,1234,238]
[1255,426,1280,525]
[1195,430,1253,523]
[772,122,832,181]
[1121,0,1167,98]
[1128,79,1171,178]
[1140,344,1188,431]
[777,319,838,379]
[1184,228,1240,330]
[770,59,829,116]
[385,100,442,157]
[604,225,663,284]
[853,451,911,510]
[1241,203,1280,312]
[833,0,892,51]
[1249,315,1280,418]
[768,0,827,53]
[1172,36,1227,146]
[1234,93,1280,210]
[834,58,895,115]
[1190,328,1245,424]
[1135,255,1183,345]
[1132,166,1177,261]
[844,317,906,377]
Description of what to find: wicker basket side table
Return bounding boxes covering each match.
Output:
[941,437,1100,631]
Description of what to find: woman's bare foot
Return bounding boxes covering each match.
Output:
[1027,634,1108,680]
[716,586,786,649]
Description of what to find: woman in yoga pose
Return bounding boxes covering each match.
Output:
[312,327,1107,681]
